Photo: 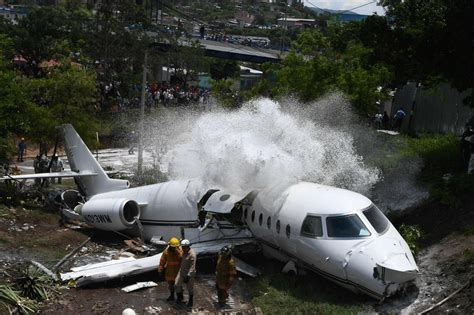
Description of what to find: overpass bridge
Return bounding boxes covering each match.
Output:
[148,33,282,63]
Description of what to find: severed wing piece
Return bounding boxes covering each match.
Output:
[1,170,97,181]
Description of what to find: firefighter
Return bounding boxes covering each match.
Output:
[174,239,196,307]
[215,246,237,307]
[158,237,183,301]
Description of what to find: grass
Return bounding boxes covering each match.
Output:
[463,249,474,263]
[401,133,464,181]
[400,133,474,207]
[247,273,367,315]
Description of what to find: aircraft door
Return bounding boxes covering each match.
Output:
[298,215,324,267]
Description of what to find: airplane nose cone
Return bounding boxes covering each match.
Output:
[375,238,418,271]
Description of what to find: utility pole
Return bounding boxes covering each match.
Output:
[137,50,148,180]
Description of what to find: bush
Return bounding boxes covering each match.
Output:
[398,224,423,256]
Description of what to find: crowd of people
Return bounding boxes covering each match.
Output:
[144,83,211,110]
[158,237,237,308]
[102,83,212,113]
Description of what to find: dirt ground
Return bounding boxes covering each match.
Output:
[0,196,473,314]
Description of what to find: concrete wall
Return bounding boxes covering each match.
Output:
[392,83,473,135]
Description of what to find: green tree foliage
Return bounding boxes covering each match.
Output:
[209,58,239,81]
[272,29,391,113]
[13,7,72,75]
[378,0,474,106]
[25,60,99,145]
[0,35,34,163]
[211,79,239,108]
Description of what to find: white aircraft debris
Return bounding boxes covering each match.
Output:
[121,281,158,293]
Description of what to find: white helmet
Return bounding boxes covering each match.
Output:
[122,308,136,315]
[180,239,191,247]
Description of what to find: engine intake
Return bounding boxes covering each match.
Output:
[80,198,140,231]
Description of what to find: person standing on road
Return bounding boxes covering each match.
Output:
[393,107,407,131]
[215,246,237,307]
[158,237,183,301]
[174,239,196,307]
[17,138,26,162]
[51,154,64,184]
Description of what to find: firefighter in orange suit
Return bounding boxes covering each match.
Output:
[215,246,237,306]
[158,237,183,301]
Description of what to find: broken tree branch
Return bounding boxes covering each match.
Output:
[52,237,91,272]
[419,279,471,314]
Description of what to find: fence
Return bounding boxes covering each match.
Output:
[391,83,473,135]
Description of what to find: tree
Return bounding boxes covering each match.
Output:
[0,35,35,163]
[13,7,71,75]
[25,60,99,146]
[379,0,474,106]
[209,58,239,81]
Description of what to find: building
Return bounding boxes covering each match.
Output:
[235,10,255,27]
[239,65,262,90]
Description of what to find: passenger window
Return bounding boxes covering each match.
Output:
[286,224,291,238]
[276,220,280,233]
[258,213,263,226]
[301,215,323,238]
[251,210,255,223]
[326,214,371,238]
[267,216,271,229]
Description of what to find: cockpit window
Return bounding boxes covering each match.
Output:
[363,205,389,234]
[301,215,323,238]
[326,214,371,238]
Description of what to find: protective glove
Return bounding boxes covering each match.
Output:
[184,275,190,283]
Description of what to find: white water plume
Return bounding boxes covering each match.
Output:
[149,95,380,195]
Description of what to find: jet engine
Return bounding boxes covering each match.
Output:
[78,198,140,231]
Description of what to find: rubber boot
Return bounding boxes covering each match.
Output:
[166,289,175,301]
[176,292,184,304]
[186,294,193,307]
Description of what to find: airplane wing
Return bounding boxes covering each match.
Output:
[1,171,98,181]
[60,238,261,287]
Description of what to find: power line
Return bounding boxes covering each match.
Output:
[305,0,377,16]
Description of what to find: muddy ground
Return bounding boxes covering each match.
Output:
[0,192,473,314]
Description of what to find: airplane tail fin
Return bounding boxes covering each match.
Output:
[60,124,129,197]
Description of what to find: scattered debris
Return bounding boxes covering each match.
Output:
[121,281,158,293]
[419,279,472,314]
[124,239,151,253]
[143,305,162,314]
[233,256,261,278]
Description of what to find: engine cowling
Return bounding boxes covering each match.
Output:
[80,198,140,231]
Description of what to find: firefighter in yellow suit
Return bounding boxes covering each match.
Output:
[158,237,183,301]
[215,246,237,306]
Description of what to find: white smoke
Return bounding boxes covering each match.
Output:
[147,95,380,195]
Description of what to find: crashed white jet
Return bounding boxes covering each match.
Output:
[2,124,419,300]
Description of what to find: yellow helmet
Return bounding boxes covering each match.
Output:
[168,237,180,247]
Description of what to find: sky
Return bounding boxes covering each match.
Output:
[303,0,386,16]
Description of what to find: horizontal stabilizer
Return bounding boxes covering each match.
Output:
[1,171,97,181]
